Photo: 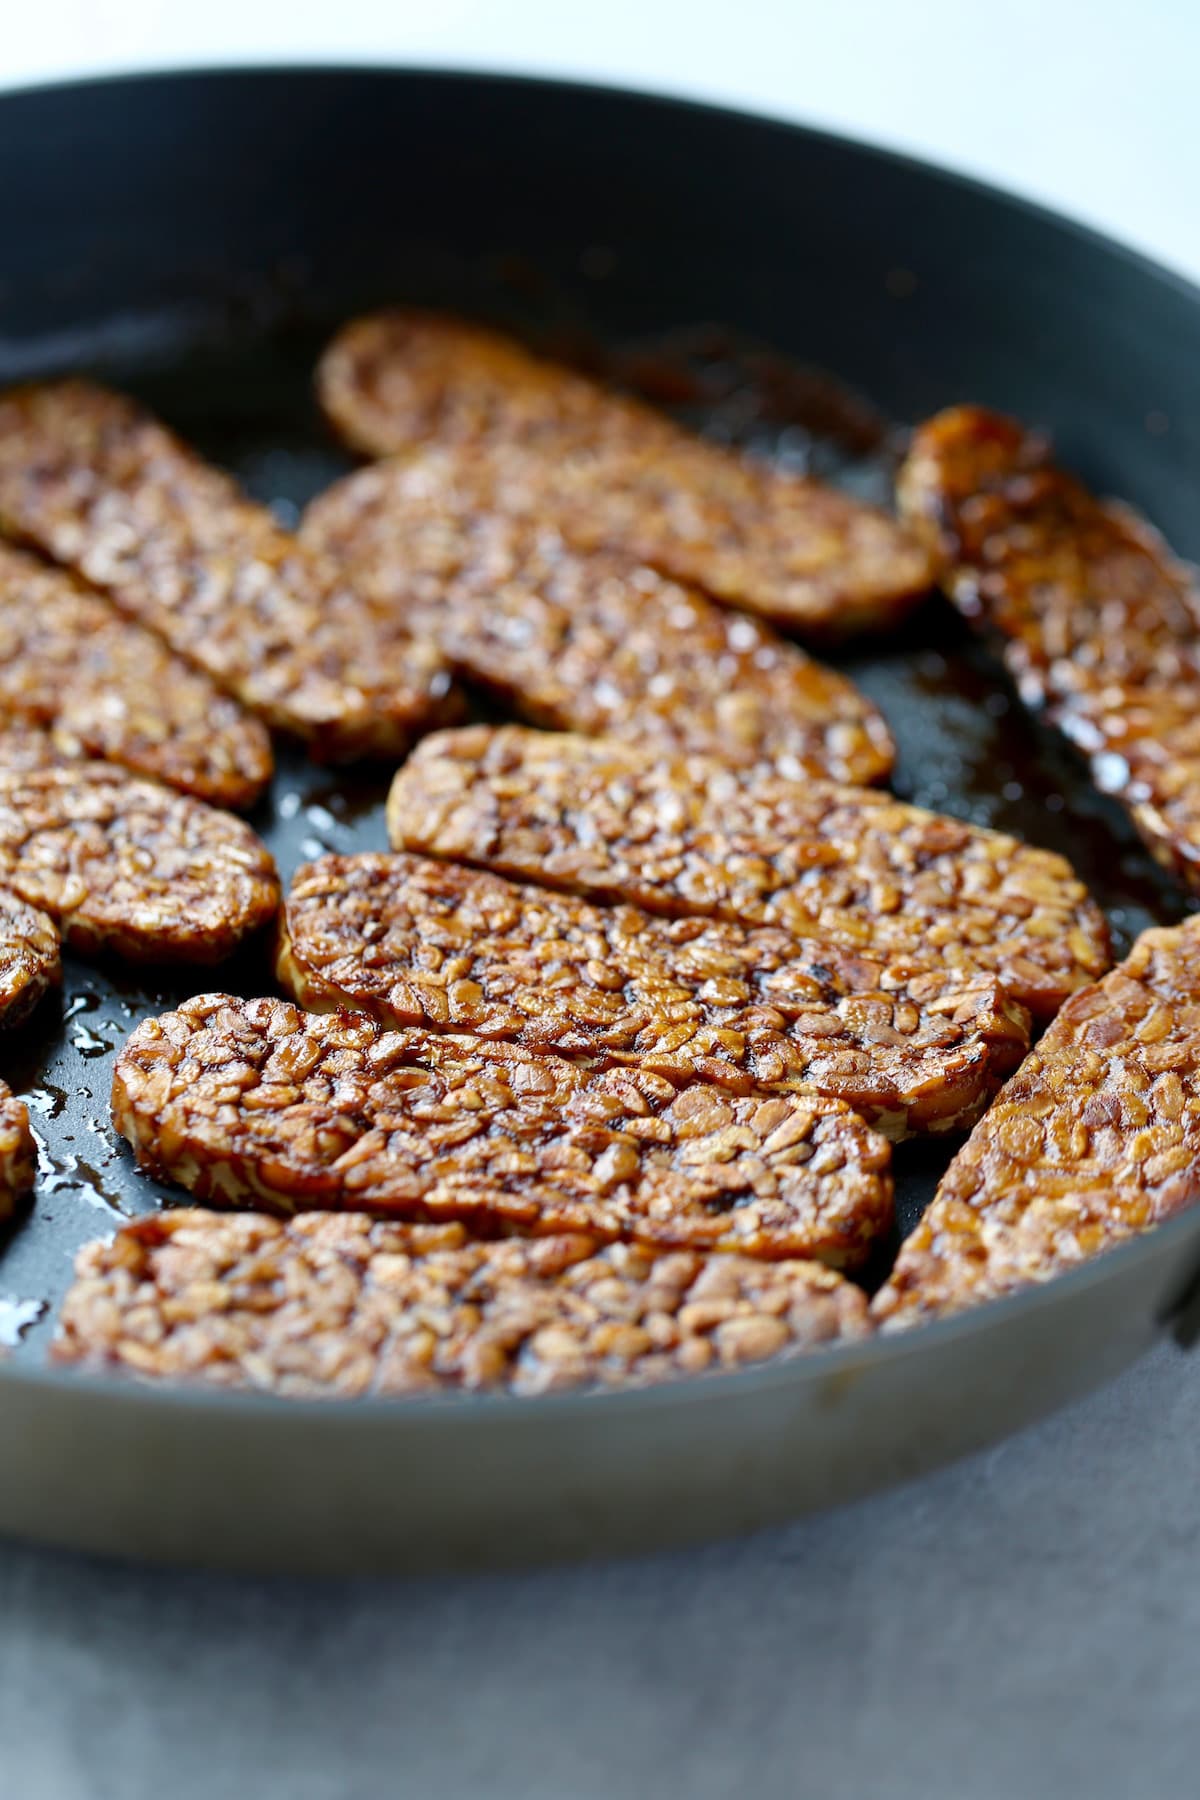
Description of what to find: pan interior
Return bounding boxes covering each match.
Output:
[0,299,1188,1370]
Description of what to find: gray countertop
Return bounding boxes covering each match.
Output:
[3,1337,1196,1800]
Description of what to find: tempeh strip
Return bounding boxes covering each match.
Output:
[112,995,894,1267]
[316,310,933,636]
[0,738,279,963]
[873,916,1200,1327]
[0,889,60,1027]
[318,309,666,455]
[53,1210,872,1397]
[0,726,77,774]
[277,852,1030,1138]
[386,725,1110,1019]
[301,454,894,782]
[898,405,1200,891]
[0,380,461,761]
[0,1080,34,1220]
[0,542,272,807]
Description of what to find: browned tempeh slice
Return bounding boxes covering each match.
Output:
[0,888,60,1027]
[0,1079,34,1220]
[0,742,279,962]
[873,916,1200,1327]
[112,995,894,1267]
[277,853,1030,1138]
[316,311,934,636]
[0,542,272,807]
[53,1210,872,1397]
[898,406,1200,891]
[300,454,894,782]
[0,725,75,773]
[386,726,1111,1019]
[0,380,461,761]
[318,309,666,455]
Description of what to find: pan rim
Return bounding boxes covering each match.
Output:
[0,58,1197,308]
[0,60,1198,1429]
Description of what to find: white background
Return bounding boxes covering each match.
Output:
[3,0,1199,282]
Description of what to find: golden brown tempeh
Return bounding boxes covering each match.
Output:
[874,916,1200,1326]
[0,380,461,761]
[54,1210,872,1397]
[0,888,60,1028]
[898,405,1200,891]
[0,542,272,807]
[316,310,933,636]
[277,852,1030,1138]
[0,1079,34,1221]
[317,309,665,456]
[0,739,279,963]
[300,453,894,782]
[112,995,894,1267]
[386,725,1111,1019]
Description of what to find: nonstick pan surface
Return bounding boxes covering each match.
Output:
[1,66,1199,1573]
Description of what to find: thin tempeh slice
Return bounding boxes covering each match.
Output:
[898,405,1200,891]
[318,309,666,456]
[316,311,934,636]
[0,738,279,963]
[0,888,61,1027]
[386,726,1111,1019]
[873,916,1200,1327]
[0,542,272,807]
[0,725,75,774]
[112,995,894,1267]
[277,852,1031,1138]
[0,1079,34,1220]
[0,380,461,761]
[53,1210,872,1397]
[300,454,894,782]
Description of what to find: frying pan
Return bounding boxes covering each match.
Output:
[1,66,1200,1575]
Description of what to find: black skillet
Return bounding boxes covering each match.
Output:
[0,66,1199,1574]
